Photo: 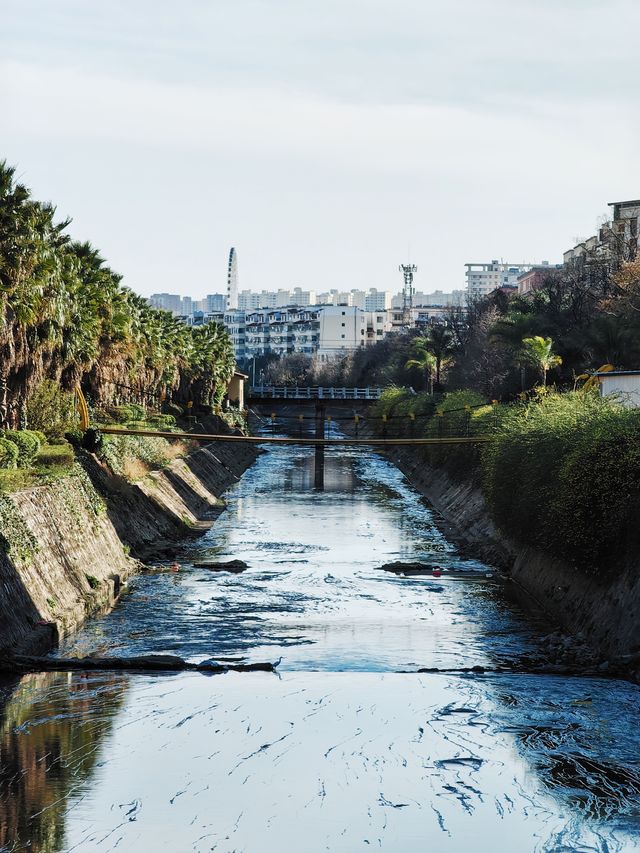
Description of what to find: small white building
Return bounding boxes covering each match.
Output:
[598,371,640,407]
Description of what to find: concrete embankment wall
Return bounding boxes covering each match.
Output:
[389,446,640,660]
[0,440,259,655]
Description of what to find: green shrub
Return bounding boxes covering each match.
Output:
[420,390,490,479]
[112,404,146,424]
[26,380,76,439]
[0,438,19,469]
[147,414,176,430]
[3,430,42,467]
[65,429,85,448]
[482,391,640,573]
[374,386,412,419]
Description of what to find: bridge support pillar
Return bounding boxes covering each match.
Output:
[314,402,325,491]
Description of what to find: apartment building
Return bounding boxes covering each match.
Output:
[316,307,391,361]
[465,261,534,299]
[564,199,640,268]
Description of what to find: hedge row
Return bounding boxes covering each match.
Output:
[373,388,640,575]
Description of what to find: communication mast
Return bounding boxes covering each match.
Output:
[399,263,417,326]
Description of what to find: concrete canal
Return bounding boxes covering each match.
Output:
[1,443,640,851]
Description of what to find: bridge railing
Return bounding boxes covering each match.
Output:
[249,385,383,400]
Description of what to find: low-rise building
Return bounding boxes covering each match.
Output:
[597,370,640,407]
[517,263,562,296]
[316,307,391,361]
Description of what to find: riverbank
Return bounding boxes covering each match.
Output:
[383,434,640,671]
[0,435,259,656]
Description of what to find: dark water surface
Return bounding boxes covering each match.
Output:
[1,446,640,851]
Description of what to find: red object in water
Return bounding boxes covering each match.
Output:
[432,569,442,578]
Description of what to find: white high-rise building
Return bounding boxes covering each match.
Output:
[364,288,392,311]
[148,293,183,314]
[226,247,238,310]
[465,261,533,299]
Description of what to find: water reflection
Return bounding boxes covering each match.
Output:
[1,672,639,851]
[0,673,128,852]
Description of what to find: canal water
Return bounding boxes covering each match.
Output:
[2,445,640,851]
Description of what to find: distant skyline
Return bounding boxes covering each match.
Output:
[2,0,639,298]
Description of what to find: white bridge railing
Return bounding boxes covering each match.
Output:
[249,385,383,400]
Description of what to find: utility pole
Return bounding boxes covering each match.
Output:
[399,263,417,328]
[314,401,325,491]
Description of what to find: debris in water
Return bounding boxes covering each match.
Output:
[193,559,249,573]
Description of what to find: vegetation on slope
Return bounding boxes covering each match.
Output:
[373,388,640,575]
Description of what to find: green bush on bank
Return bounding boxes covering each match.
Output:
[112,404,146,424]
[482,391,640,574]
[3,430,42,467]
[374,387,640,575]
[146,414,177,431]
[26,380,76,440]
[0,438,20,469]
[373,388,501,482]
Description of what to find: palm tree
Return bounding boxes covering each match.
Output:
[520,336,562,386]
[0,161,238,423]
[405,344,437,393]
[428,324,456,390]
[407,325,455,391]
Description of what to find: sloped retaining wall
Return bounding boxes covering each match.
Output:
[0,440,259,655]
[390,447,640,661]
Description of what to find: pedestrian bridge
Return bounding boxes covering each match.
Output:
[249,385,383,401]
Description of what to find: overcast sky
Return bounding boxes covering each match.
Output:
[2,0,639,298]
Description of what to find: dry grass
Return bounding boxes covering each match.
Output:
[122,457,151,482]
[163,440,191,461]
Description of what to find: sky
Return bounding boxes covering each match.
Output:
[1,0,639,299]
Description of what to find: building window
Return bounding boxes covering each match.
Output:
[341,322,345,327]
[341,334,345,339]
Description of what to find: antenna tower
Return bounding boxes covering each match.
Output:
[399,263,417,326]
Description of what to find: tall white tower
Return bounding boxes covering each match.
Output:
[226,247,238,310]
